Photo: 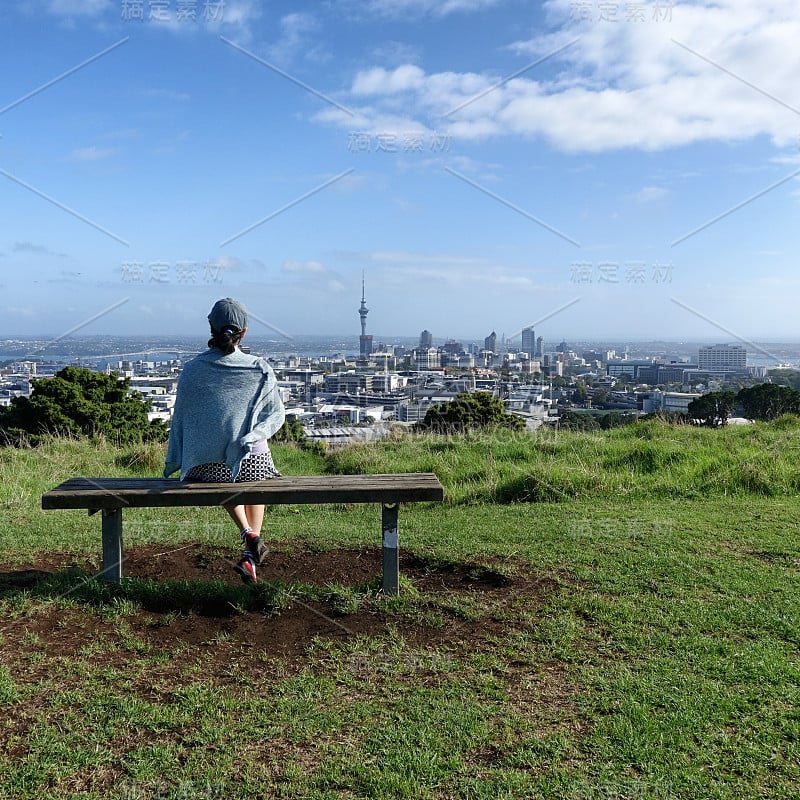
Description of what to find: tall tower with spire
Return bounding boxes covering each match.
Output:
[358,272,373,358]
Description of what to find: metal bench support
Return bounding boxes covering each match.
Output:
[101,508,123,584]
[98,503,400,592]
[381,502,399,595]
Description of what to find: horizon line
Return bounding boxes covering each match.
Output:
[2,333,800,346]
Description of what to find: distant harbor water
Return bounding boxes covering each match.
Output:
[0,335,426,364]
[1,336,799,369]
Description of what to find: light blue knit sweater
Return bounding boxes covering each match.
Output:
[163,347,286,480]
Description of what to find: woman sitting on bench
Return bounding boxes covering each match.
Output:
[163,297,286,584]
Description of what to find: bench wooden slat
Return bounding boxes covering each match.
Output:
[41,474,445,510]
[42,472,444,594]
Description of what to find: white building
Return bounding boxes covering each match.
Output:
[130,384,166,397]
[414,348,441,370]
[396,400,437,423]
[698,344,747,370]
[147,393,176,423]
[314,404,384,423]
[642,390,701,414]
[371,373,404,393]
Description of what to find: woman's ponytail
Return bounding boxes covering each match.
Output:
[208,326,241,355]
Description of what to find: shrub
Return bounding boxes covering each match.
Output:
[415,392,524,434]
[737,383,800,421]
[0,367,167,446]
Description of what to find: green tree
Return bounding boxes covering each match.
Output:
[736,383,800,421]
[0,366,167,445]
[571,381,588,404]
[556,411,600,431]
[416,392,524,434]
[598,411,637,429]
[272,416,307,444]
[768,369,800,392]
[687,391,736,427]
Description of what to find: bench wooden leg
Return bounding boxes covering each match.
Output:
[381,503,399,595]
[101,508,124,583]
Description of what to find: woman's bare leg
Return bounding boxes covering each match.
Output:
[224,504,266,535]
[244,504,265,535]
[224,504,250,531]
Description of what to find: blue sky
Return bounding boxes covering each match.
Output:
[1,0,799,344]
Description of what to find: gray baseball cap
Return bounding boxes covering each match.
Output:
[208,297,248,332]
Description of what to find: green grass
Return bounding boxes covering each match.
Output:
[325,415,800,503]
[1,422,800,798]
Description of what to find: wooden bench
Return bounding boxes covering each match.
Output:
[41,474,444,595]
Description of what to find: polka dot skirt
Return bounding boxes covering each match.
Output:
[184,448,282,483]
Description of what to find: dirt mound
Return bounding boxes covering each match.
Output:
[123,543,387,586]
[0,544,562,669]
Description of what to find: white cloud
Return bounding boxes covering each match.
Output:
[116,0,260,40]
[393,196,420,214]
[352,65,426,95]
[218,0,259,29]
[12,241,67,257]
[267,12,326,65]
[383,263,537,290]
[315,104,429,140]
[192,0,262,37]
[346,0,501,18]
[47,270,85,284]
[101,128,140,141]
[633,186,670,203]
[279,259,346,294]
[368,41,423,67]
[204,256,244,274]
[342,250,541,291]
[326,278,347,293]
[67,145,120,161]
[282,260,326,273]
[351,250,490,267]
[318,1,800,154]
[45,0,111,17]
[2,304,36,317]
[772,152,800,165]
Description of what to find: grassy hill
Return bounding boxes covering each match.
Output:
[1,420,799,798]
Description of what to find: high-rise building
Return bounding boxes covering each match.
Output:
[521,326,535,357]
[415,348,441,370]
[419,329,433,349]
[698,344,747,370]
[484,331,497,353]
[358,273,373,358]
[536,336,543,358]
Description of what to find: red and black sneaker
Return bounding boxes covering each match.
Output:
[234,553,257,584]
[241,529,268,565]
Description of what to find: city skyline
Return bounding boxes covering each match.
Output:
[1,1,799,341]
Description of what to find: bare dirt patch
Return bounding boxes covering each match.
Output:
[1,543,563,675]
[0,544,579,790]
